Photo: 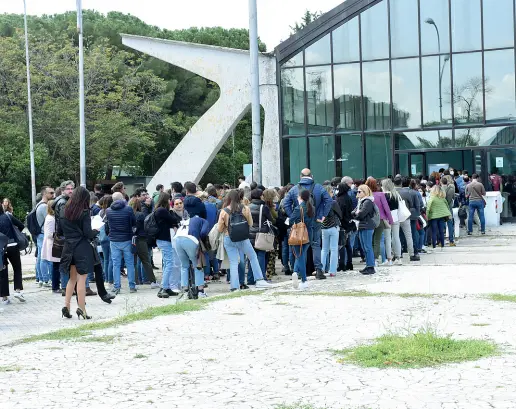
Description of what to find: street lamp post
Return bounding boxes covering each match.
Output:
[76,0,86,187]
[23,0,37,208]
[425,18,448,146]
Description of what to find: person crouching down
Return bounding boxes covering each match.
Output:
[173,215,210,298]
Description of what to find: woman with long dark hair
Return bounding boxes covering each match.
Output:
[99,195,113,284]
[336,183,355,271]
[61,186,97,319]
[218,190,272,291]
[289,189,314,290]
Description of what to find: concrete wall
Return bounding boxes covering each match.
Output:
[121,34,281,188]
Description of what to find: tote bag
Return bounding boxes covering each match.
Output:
[397,199,411,222]
[255,205,275,251]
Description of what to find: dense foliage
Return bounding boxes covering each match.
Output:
[0,10,267,217]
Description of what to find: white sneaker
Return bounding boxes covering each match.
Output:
[394,258,403,266]
[150,282,160,289]
[255,280,273,288]
[299,281,309,291]
[14,292,25,302]
[1,298,10,305]
[292,272,299,290]
[380,260,392,266]
[38,282,43,288]
[198,292,208,298]
[43,282,51,288]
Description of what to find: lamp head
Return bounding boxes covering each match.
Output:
[425,18,436,25]
[444,54,450,62]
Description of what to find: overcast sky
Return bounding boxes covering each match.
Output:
[0,0,343,51]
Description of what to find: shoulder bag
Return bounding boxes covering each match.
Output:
[254,205,275,251]
[8,216,29,251]
[397,199,411,222]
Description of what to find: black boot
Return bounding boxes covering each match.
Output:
[361,266,376,275]
[315,269,327,280]
[346,262,354,271]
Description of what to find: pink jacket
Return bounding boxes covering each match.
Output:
[373,192,394,225]
[41,215,60,262]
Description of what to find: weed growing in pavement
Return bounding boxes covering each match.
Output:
[471,323,490,327]
[15,291,265,345]
[134,353,147,359]
[334,327,497,369]
[487,294,516,303]
[225,312,245,316]
[0,366,22,372]
[275,403,371,409]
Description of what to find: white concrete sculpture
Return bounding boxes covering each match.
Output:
[121,34,281,188]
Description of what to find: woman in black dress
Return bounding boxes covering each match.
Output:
[61,187,97,319]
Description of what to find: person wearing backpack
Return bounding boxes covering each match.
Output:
[283,168,333,280]
[153,192,181,298]
[351,185,377,275]
[217,190,273,291]
[28,186,55,287]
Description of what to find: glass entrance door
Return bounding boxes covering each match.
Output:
[409,153,424,177]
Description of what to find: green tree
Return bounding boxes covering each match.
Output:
[290,10,323,34]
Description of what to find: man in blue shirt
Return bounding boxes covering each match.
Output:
[283,168,333,280]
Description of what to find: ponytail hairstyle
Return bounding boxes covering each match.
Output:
[299,189,314,218]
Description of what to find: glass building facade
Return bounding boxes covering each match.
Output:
[278,0,516,185]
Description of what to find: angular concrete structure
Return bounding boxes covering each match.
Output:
[121,34,280,188]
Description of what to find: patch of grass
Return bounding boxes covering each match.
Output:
[487,294,516,303]
[471,323,490,327]
[206,358,217,362]
[275,404,326,409]
[134,353,147,359]
[15,291,264,345]
[145,386,153,391]
[334,328,497,369]
[0,366,22,372]
[79,335,117,343]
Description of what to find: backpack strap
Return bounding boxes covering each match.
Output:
[259,204,263,229]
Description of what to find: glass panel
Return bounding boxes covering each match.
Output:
[420,0,450,55]
[410,154,424,176]
[281,68,305,135]
[484,50,516,123]
[488,148,516,194]
[366,133,392,178]
[334,63,362,131]
[483,0,514,50]
[282,138,307,183]
[475,125,516,146]
[361,1,389,60]
[306,66,333,134]
[422,55,452,127]
[451,0,481,52]
[338,134,363,179]
[282,51,303,68]
[395,129,453,149]
[305,34,331,65]
[392,58,421,129]
[398,153,409,176]
[390,0,419,58]
[332,17,360,63]
[363,60,391,130]
[309,136,335,183]
[452,52,483,125]
[426,150,465,176]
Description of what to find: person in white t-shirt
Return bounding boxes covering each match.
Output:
[238,175,250,189]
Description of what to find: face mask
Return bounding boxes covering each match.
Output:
[450,171,455,176]
[351,184,356,190]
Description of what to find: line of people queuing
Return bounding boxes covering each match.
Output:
[0,165,488,312]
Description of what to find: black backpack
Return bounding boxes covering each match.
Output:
[144,212,160,239]
[26,202,44,239]
[224,205,249,242]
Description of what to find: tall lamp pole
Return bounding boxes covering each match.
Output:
[77,0,86,187]
[23,0,36,208]
[249,0,262,184]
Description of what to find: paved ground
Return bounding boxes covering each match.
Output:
[1,225,516,408]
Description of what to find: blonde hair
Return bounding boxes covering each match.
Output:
[430,185,445,198]
[358,184,372,197]
[47,200,55,216]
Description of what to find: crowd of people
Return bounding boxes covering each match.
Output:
[0,166,489,317]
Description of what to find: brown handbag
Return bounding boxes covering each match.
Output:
[288,206,309,252]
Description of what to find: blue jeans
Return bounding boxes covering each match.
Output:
[410,220,419,255]
[430,218,446,248]
[157,239,174,290]
[169,245,182,291]
[447,204,455,243]
[203,251,219,277]
[358,229,375,267]
[291,243,310,282]
[110,240,136,290]
[248,248,266,285]
[226,249,246,286]
[468,201,486,233]
[101,241,113,283]
[281,235,295,271]
[321,227,339,274]
[311,222,322,270]
[224,236,264,289]
[36,234,45,282]
[418,228,425,251]
[174,237,204,288]
[41,259,53,285]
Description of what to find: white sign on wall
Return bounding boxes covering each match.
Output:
[496,157,504,168]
